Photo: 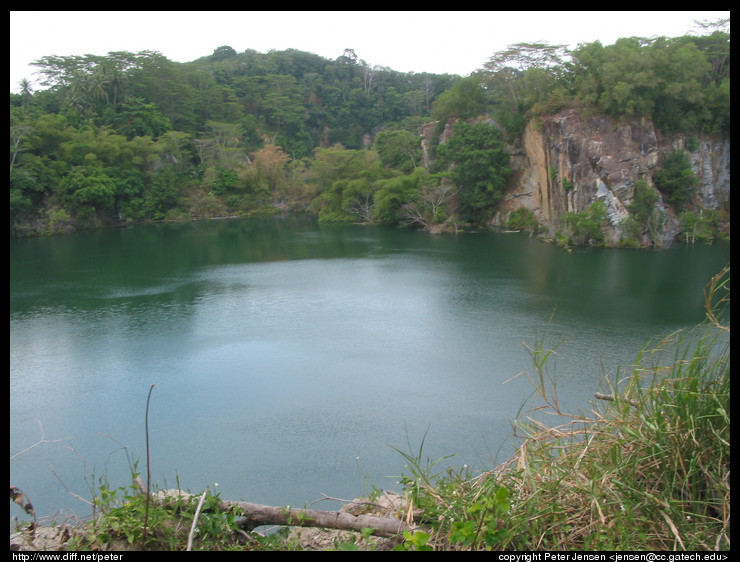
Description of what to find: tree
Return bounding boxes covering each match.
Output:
[343,177,378,222]
[144,165,183,219]
[484,42,569,76]
[653,150,698,211]
[212,45,237,61]
[113,98,172,138]
[374,129,421,172]
[435,122,511,224]
[372,171,421,225]
[245,144,290,197]
[399,171,454,229]
[431,76,487,122]
[10,125,31,179]
[194,121,243,165]
[625,179,663,245]
[18,79,34,109]
[482,42,569,108]
[260,75,305,143]
[61,166,117,219]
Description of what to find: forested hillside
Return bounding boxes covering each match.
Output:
[10,21,730,242]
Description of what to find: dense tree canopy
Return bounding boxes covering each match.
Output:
[10,22,730,237]
[434,122,511,223]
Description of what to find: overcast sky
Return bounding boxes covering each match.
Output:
[10,11,730,93]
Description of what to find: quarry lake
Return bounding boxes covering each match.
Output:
[10,215,730,525]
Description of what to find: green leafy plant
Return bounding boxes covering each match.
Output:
[394,529,434,551]
[449,485,510,550]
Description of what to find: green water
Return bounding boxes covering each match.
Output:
[10,216,730,523]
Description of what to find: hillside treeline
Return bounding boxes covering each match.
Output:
[10,21,729,238]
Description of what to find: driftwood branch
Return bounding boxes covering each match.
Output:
[133,477,411,538]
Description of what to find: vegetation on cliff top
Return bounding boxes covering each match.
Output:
[10,19,729,239]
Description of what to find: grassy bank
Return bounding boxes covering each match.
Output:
[402,266,729,551]
[12,266,729,551]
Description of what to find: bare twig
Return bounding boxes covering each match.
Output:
[10,419,71,461]
[50,464,92,507]
[309,493,384,511]
[187,489,209,551]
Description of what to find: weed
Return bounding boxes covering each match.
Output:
[387,265,729,551]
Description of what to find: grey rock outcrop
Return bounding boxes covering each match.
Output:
[491,110,727,246]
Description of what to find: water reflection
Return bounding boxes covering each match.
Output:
[10,217,729,523]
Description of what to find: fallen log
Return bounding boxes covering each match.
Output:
[221,499,409,537]
[133,477,411,538]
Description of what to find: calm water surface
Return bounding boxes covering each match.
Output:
[10,216,729,523]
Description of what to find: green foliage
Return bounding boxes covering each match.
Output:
[62,166,116,211]
[570,28,729,135]
[10,27,729,236]
[653,150,698,211]
[309,147,387,223]
[623,179,663,245]
[66,478,282,551]
[209,167,241,195]
[112,98,172,139]
[144,165,184,220]
[435,122,511,224]
[505,208,539,234]
[383,267,729,551]
[629,180,658,218]
[373,129,422,172]
[13,47,460,234]
[394,530,433,551]
[678,209,725,244]
[449,486,510,550]
[431,76,487,122]
[372,168,426,225]
[560,200,608,246]
[395,171,454,229]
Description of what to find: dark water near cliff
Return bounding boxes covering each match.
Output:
[10,216,729,524]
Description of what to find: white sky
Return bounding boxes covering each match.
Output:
[10,11,730,94]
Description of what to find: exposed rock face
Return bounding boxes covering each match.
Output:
[418,110,729,246]
[483,110,727,246]
[419,118,457,170]
[683,138,731,210]
[498,110,658,243]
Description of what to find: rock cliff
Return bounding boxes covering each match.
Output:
[501,110,730,245]
[422,110,730,246]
